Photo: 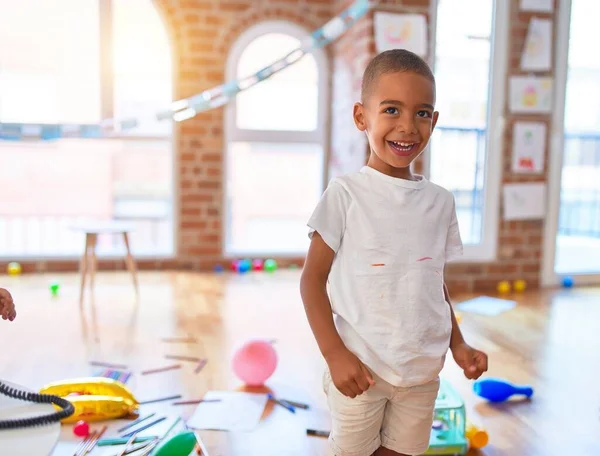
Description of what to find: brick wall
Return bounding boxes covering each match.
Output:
[3,0,560,293]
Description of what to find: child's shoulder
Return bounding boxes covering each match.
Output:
[424,180,457,206]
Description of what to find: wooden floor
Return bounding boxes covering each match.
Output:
[1,270,599,455]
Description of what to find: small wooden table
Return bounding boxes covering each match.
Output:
[71,221,139,305]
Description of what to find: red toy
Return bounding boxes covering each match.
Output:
[73,420,90,437]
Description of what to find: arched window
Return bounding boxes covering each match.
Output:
[0,0,174,257]
[224,21,328,257]
[428,0,508,261]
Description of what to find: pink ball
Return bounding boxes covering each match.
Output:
[73,420,90,438]
[232,340,278,386]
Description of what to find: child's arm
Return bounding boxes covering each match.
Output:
[0,288,16,321]
[300,233,374,398]
[444,283,487,379]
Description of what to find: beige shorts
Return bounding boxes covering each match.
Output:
[323,369,439,456]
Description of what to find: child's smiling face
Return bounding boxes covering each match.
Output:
[353,71,439,179]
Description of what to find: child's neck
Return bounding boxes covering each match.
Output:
[366,157,418,181]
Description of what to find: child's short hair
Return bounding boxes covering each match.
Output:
[361,49,436,103]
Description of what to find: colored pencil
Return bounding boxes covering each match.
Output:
[267,393,295,413]
[121,417,167,438]
[141,364,181,375]
[280,398,310,409]
[172,399,221,406]
[306,429,330,437]
[117,413,156,432]
[165,354,202,362]
[81,425,107,455]
[73,430,95,456]
[98,436,158,446]
[90,361,128,369]
[139,394,182,405]
[162,337,198,343]
[194,359,207,374]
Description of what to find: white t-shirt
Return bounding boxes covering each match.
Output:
[307,166,463,388]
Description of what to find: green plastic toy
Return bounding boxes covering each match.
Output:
[152,430,197,456]
[264,258,278,272]
[49,281,60,296]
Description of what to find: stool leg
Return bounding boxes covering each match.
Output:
[79,233,91,306]
[88,233,98,294]
[122,232,139,294]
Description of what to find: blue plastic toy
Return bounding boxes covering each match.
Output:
[562,276,574,288]
[214,264,224,273]
[473,378,533,402]
[424,379,467,455]
[236,259,251,273]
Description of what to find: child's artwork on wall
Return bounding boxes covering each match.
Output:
[503,182,547,221]
[374,12,427,57]
[509,76,553,114]
[521,18,553,71]
[512,121,546,174]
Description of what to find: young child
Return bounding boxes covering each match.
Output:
[300,49,488,456]
[0,288,16,321]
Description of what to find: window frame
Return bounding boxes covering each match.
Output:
[427,0,509,262]
[223,20,329,258]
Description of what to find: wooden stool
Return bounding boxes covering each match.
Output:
[71,221,139,305]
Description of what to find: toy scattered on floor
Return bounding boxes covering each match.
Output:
[49,281,60,296]
[73,420,90,437]
[465,420,489,449]
[252,259,264,271]
[264,258,278,272]
[473,377,533,402]
[236,259,252,273]
[94,369,131,384]
[153,430,198,456]
[562,275,574,288]
[424,378,467,455]
[513,279,527,292]
[39,377,139,423]
[214,264,224,273]
[7,261,21,275]
[232,339,278,386]
[496,280,511,294]
[230,260,239,271]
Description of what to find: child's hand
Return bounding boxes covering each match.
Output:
[0,288,16,321]
[326,347,375,398]
[451,342,488,379]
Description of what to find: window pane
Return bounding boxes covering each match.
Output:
[0,0,100,124]
[225,142,323,255]
[236,33,319,131]
[113,0,172,136]
[430,0,494,245]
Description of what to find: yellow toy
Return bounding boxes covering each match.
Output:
[466,420,489,449]
[513,279,527,292]
[39,377,138,423]
[7,262,22,275]
[496,280,511,294]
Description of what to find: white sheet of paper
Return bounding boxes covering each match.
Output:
[520,0,553,12]
[503,182,547,221]
[374,12,427,57]
[186,391,268,432]
[512,121,546,174]
[521,18,553,71]
[457,297,517,316]
[509,76,553,113]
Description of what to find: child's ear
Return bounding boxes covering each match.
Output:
[432,111,439,130]
[353,102,367,131]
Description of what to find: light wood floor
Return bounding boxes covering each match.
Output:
[1,271,599,455]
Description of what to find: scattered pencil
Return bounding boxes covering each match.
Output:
[139,394,182,405]
[194,359,208,374]
[74,430,96,456]
[267,393,295,413]
[165,354,202,362]
[81,425,107,455]
[98,435,158,446]
[90,361,128,369]
[160,416,182,440]
[117,413,156,432]
[117,433,138,456]
[141,364,182,375]
[172,399,221,406]
[306,429,330,438]
[121,417,167,438]
[162,337,198,343]
[280,398,310,409]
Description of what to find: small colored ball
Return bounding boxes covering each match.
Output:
[497,281,511,294]
[49,281,60,296]
[562,276,574,288]
[214,264,224,273]
[230,260,239,271]
[237,259,251,274]
[252,259,264,271]
[232,340,278,386]
[7,262,21,276]
[264,259,278,272]
[73,420,90,437]
[513,279,527,292]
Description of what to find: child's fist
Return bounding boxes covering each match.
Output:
[451,342,488,380]
[0,288,16,321]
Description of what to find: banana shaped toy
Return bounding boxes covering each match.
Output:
[39,377,139,423]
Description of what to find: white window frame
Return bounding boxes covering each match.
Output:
[223,20,329,258]
[428,0,509,262]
